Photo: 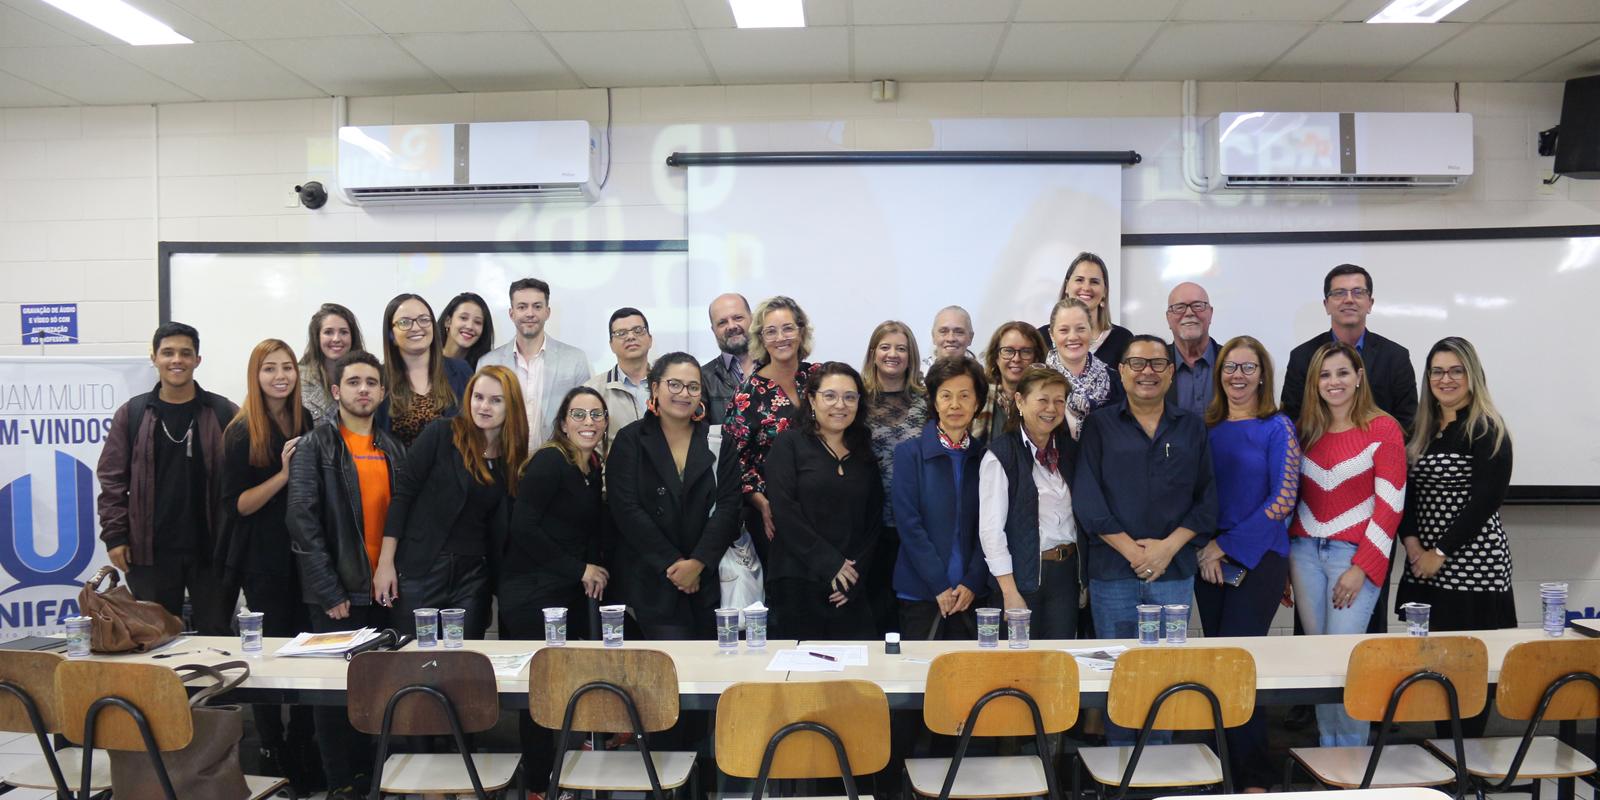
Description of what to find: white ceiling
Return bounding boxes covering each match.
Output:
[0,0,1595,107]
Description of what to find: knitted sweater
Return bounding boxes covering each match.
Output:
[1289,415,1407,586]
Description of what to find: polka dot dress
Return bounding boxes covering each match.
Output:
[1409,450,1510,591]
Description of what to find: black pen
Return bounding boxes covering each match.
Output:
[806,651,838,662]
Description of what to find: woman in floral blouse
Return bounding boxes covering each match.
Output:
[723,295,822,562]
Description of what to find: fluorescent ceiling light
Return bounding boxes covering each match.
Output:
[1367,0,1472,23]
[38,0,192,45]
[729,0,804,29]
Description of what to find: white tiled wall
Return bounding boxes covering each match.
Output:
[0,81,1595,619]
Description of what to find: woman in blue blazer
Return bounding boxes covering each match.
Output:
[892,356,990,640]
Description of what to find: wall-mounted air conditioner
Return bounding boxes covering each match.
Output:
[337,120,599,203]
[1207,112,1473,189]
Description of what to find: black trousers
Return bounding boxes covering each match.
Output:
[307,603,389,793]
[1017,556,1080,640]
[127,552,236,635]
[899,599,979,641]
[1194,549,1289,790]
[767,578,878,641]
[394,552,492,640]
[867,526,902,636]
[241,573,318,789]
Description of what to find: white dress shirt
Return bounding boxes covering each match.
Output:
[513,338,548,447]
[978,437,1076,578]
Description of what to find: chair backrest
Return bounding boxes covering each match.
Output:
[346,650,501,736]
[529,647,679,733]
[0,650,65,734]
[923,650,1079,736]
[716,681,890,780]
[54,661,193,751]
[1345,635,1488,723]
[1106,647,1256,731]
[1496,638,1600,722]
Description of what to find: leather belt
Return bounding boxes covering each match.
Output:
[1040,543,1077,562]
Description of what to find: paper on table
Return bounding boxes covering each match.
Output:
[1065,645,1127,671]
[767,649,845,672]
[488,652,534,678]
[275,628,380,657]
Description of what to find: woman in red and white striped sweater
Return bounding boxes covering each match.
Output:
[1288,340,1407,747]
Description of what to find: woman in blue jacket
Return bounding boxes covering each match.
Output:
[892,356,990,640]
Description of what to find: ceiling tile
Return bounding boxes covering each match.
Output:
[1013,0,1181,22]
[1489,0,1600,22]
[1258,21,1464,81]
[542,30,713,86]
[164,0,376,39]
[250,36,454,95]
[0,5,85,46]
[340,0,532,33]
[1519,36,1600,80]
[851,0,1014,25]
[1175,0,1348,21]
[1389,22,1600,81]
[6,0,229,44]
[697,27,849,83]
[681,0,849,28]
[0,46,198,103]
[1124,22,1316,79]
[853,24,1007,81]
[0,69,75,105]
[395,32,582,92]
[1332,0,1514,22]
[511,0,687,31]
[991,22,1163,80]
[108,41,323,101]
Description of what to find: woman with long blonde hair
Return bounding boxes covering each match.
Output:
[860,320,928,635]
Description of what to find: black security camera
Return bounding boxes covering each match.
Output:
[295,181,328,210]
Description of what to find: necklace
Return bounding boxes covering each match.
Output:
[160,416,194,457]
[818,436,847,476]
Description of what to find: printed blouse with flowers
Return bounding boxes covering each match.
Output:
[723,361,823,495]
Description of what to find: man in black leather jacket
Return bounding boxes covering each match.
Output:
[285,351,406,800]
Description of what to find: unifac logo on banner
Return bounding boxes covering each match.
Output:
[0,450,93,626]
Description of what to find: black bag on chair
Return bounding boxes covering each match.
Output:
[108,661,253,800]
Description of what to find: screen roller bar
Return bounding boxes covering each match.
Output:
[666,150,1142,167]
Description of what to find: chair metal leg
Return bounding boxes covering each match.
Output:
[82,696,177,800]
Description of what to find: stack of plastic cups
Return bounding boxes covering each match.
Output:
[1542,582,1569,637]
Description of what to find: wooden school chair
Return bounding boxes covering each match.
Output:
[1423,637,1600,798]
[1075,646,1257,800]
[346,650,521,800]
[0,649,110,797]
[53,659,285,800]
[1287,635,1488,799]
[905,650,1079,800]
[530,647,698,800]
[716,680,890,800]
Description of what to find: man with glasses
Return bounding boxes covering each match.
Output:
[922,306,978,368]
[586,307,654,440]
[1074,334,1217,743]
[1164,282,1221,416]
[479,277,592,449]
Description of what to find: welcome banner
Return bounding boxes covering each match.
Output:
[0,356,153,640]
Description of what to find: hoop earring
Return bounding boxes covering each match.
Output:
[691,403,707,422]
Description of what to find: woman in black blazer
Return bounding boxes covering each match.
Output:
[374,365,528,639]
[607,352,742,640]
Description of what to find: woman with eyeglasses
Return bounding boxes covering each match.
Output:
[975,321,1050,442]
[1046,297,1123,439]
[1193,336,1299,792]
[765,362,883,639]
[861,321,928,636]
[375,293,471,446]
[723,296,822,562]
[608,352,742,640]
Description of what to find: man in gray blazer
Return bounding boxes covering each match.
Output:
[478,277,592,449]
[701,292,754,425]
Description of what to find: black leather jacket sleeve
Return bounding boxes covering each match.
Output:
[287,426,344,612]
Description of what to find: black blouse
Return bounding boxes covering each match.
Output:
[764,429,884,587]
[506,447,604,593]
[219,410,312,578]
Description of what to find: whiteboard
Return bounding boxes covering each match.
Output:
[168,250,690,404]
[684,163,1122,363]
[1123,234,1600,491]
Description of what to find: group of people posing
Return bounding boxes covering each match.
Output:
[95,255,1514,797]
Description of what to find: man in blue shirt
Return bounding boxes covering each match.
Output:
[1165,282,1220,416]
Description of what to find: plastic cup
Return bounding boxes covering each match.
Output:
[1005,608,1031,649]
[600,605,625,647]
[744,608,768,650]
[1542,582,1569,637]
[64,616,91,659]
[1401,602,1431,637]
[975,608,1002,648]
[1137,604,1162,645]
[1163,604,1190,645]
[542,607,567,647]
[715,608,740,650]
[441,608,466,648]
[236,610,264,654]
[414,608,439,648]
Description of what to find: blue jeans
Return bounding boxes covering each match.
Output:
[1290,536,1382,747]
[1089,576,1195,745]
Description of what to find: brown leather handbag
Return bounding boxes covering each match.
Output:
[77,566,184,654]
[108,661,252,800]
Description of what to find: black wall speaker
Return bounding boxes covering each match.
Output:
[1555,74,1600,179]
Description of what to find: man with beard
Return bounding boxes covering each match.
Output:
[286,351,406,800]
[702,292,754,424]
[478,277,592,448]
[1165,282,1221,416]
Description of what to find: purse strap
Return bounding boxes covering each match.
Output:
[83,565,118,593]
[172,661,251,707]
